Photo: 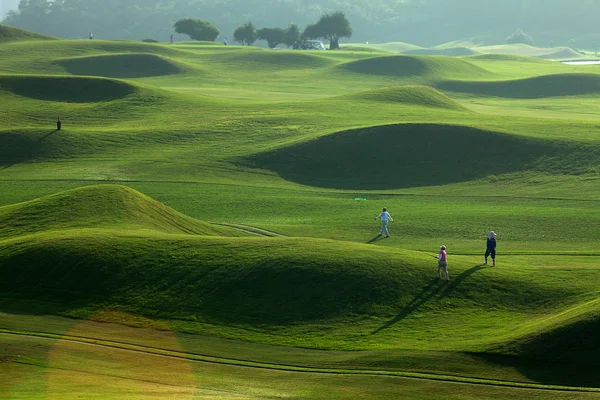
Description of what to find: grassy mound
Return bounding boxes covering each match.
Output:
[215,49,334,70]
[0,24,55,42]
[437,73,600,98]
[0,185,240,238]
[0,234,413,323]
[403,47,480,56]
[244,124,582,190]
[512,302,600,365]
[343,85,466,110]
[57,53,186,78]
[0,75,135,102]
[0,232,582,327]
[338,55,490,79]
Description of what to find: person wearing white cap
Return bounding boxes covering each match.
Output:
[484,231,497,266]
[375,207,393,237]
[437,245,449,281]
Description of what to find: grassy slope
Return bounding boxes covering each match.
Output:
[0,24,55,42]
[0,185,243,238]
[1,221,598,369]
[0,188,598,360]
[0,36,599,395]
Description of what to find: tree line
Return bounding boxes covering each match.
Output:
[175,12,351,50]
[3,0,600,47]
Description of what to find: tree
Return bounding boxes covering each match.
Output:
[302,11,351,50]
[257,27,285,49]
[505,29,534,46]
[233,21,257,46]
[174,18,219,41]
[282,23,301,48]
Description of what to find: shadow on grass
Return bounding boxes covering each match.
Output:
[436,73,600,99]
[0,130,57,171]
[471,352,600,388]
[366,235,382,244]
[372,264,485,334]
[438,264,485,299]
[242,124,573,190]
[372,278,443,334]
[39,129,59,142]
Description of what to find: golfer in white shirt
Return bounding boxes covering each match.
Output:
[375,207,393,237]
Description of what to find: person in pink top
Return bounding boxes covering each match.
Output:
[436,245,449,281]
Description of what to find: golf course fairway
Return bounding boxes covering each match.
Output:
[0,24,599,399]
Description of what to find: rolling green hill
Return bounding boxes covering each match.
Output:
[341,86,466,110]
[437,73,600,98]
[0,75,136,102]
[0,185,244,238]
[0,185,596,333]
[57,53,187,78]
[337,54,492,80]
[0,24,55,42]
[0,186,598,394]
[244,123,600,189]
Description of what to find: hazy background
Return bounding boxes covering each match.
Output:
[1,0,598,48]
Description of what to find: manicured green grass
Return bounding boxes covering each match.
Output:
[0,33,599,398]
[4,333,598,400]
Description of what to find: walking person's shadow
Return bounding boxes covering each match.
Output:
[371,264,486,334]
[438,264,485,299]
[39,129,59,142]
[367,235,382,244]
[372,278,442,334]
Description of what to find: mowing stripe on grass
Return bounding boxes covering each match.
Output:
[2,330,598,393]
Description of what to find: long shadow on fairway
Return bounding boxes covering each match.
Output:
[39,129,59,142]
[372,278,443,334]
[372,264,485,334]
[438,264,485,299]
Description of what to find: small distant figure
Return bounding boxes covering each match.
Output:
[375,207,393,238]
[484,231,497,266]
[437,245,449,281]
[89,32,93,40]
[223,37,228,46]
[170,34,174,44]
[56,115,61,130]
